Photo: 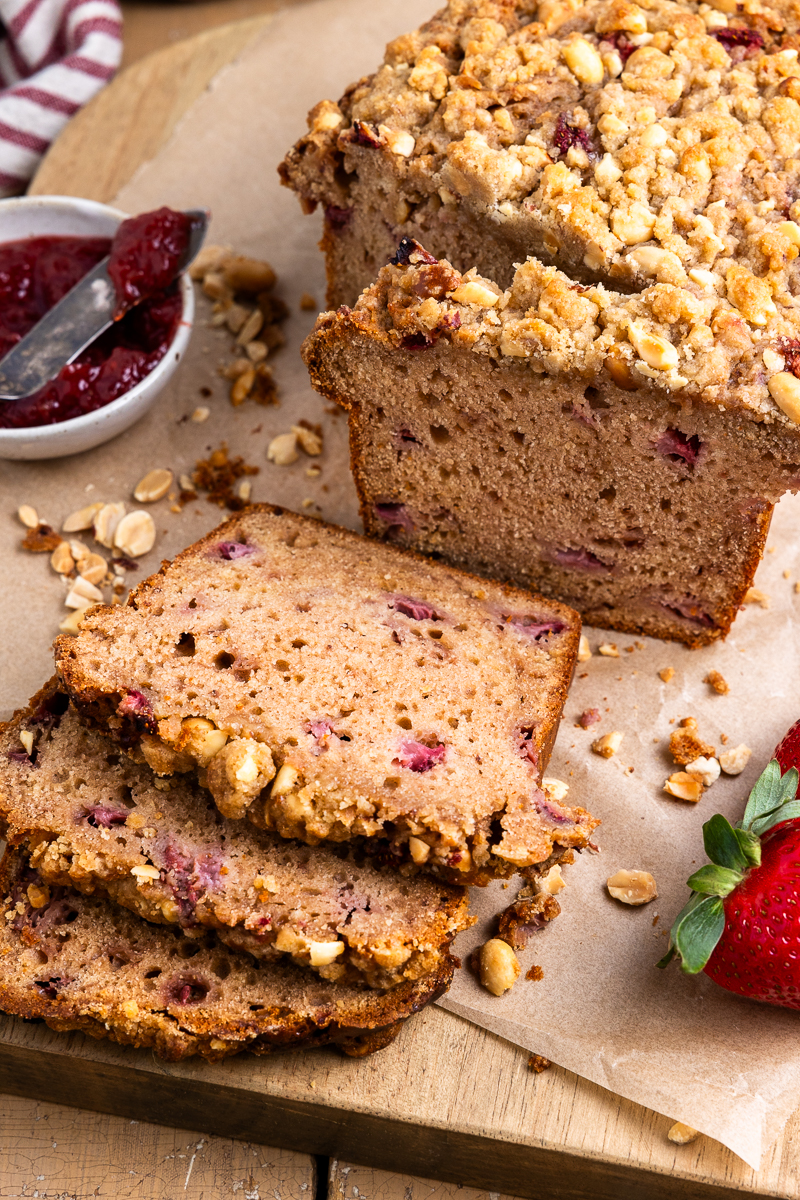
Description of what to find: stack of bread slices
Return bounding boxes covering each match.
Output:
[0,505,595,1063]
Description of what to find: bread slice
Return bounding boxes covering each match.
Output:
[0,681,470,990]
[0,848,452,1062]
[280,0,800,315]
[54,506,595,884]
[301,250,800,646]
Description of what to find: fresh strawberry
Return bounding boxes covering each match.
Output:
[659,758,800,1009]
[775,720,800,782]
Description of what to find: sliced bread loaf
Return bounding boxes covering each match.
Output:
[302,250,800,646]
[0,681,470,989]
[54,506,595,884]
[0,848,451,1061]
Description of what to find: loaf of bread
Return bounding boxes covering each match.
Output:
[281,0,800,317]
[54,506,595,884]
[0,848,452,1062]
[0,681,471,989]
[302,248,800,645]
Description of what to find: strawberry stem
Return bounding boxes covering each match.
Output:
[658,759,800,976]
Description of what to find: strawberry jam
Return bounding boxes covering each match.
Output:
[0,206,192,429]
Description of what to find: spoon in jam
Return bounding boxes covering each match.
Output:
[0,206,207,401]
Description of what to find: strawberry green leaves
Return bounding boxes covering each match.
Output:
[741,760,799,833]
[658,894,726,975]
[659,759,800,976]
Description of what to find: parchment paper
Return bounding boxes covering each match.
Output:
[3,0,800,1169]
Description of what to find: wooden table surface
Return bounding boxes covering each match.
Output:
[13,8,800,1200]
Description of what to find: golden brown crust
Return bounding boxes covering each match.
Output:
[0,848,454,1063]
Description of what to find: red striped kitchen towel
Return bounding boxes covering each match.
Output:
[0,0,122,195]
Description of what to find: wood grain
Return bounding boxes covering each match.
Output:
[330,1160,522,1200]
[0,1091,316,1197]
[31,17,274,203]
[1,1002,798,1200]
[18,17,800,1200]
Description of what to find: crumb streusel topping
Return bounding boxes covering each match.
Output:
[294,0,800,424]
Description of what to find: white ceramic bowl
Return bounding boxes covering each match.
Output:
[0,195,194,460]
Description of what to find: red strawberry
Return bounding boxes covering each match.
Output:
[775,720,800,782]
[659,758,800,1009]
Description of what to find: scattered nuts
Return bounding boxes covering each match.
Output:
[189,244,233,280]
[668,1122,699,1145]
[63,502,103,533]
[659,667,675,683]
[58,609,86,635]
[598,642,619,657]
[237,479,252,502]
[134,469,173,503]
[19,730,34,756]
[449,280,501,307]
[50,542,74,576]
[606,869,657,905]
[292,425,323,456]
[245,341,268,363]
[93,502,126,548]
[79,553,108,586]
[236,308,264,346]
[267,432,299,466]
[719,744,752,775]
[479,938,521,996]
[744,587,770,608]
[65,576,104,609]
[192,406,210,423]
[685,756,720,788]
[577,634,592,662]
[222,256,276,294]
[231,367,256,406]
[114,511,156,558]
[17,504,38,528]
[592,731,623,757]
[538,864,565,895]
[664,772,704,802]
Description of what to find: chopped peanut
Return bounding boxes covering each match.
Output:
[719,744,752,775]
[598,642,619,657]
[668,1122,699,1145]
[592,730,623,757]
[664,772,704,802]
[705,670,729,695]
[658,667,675,683]
[479,938,520,996]
[606,869,657,905]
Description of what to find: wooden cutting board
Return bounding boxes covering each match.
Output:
[16,18,800,1200]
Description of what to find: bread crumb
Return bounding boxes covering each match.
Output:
[526,967,545,984]
[744,587,770,608]
[784,570,791,580]
[300,293,317,310]
[659,667,675,683]
[528,1052,550,1069]
[704,670,729,695]
[670,719,715,765]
